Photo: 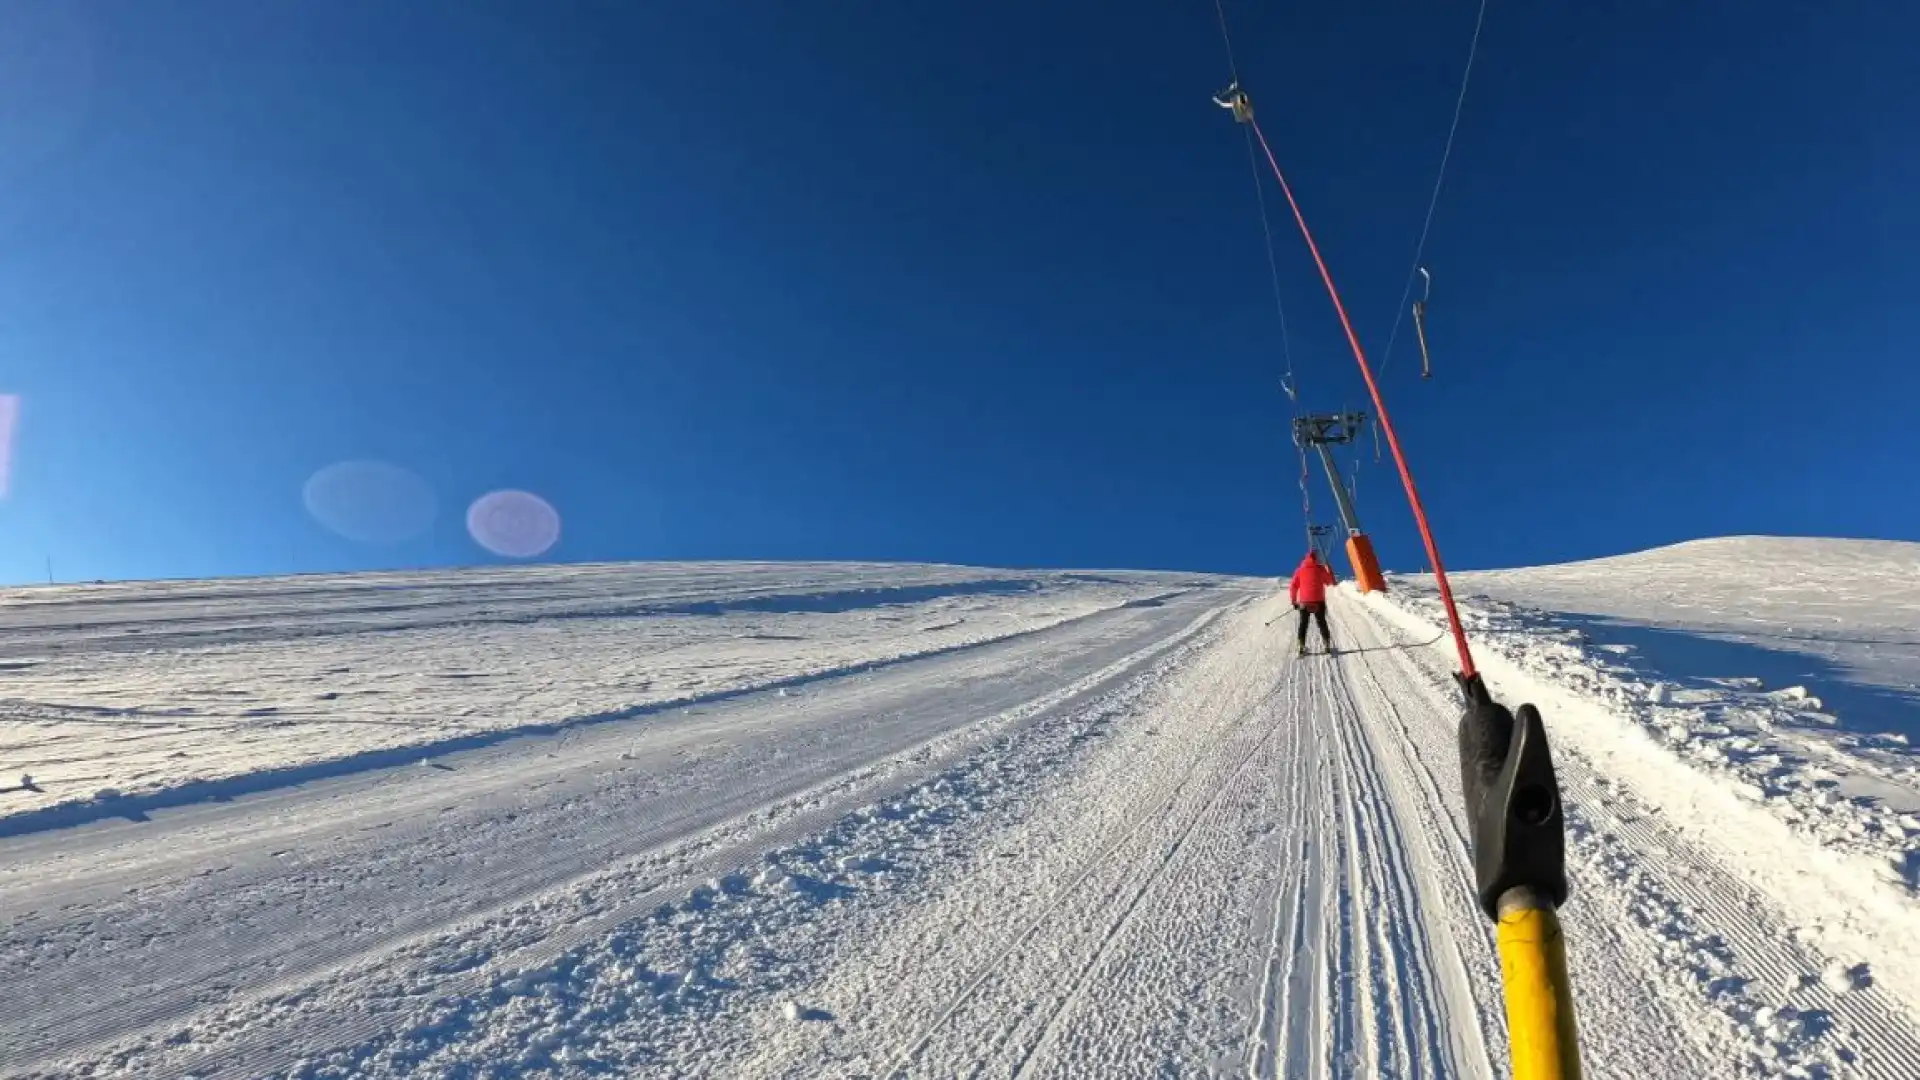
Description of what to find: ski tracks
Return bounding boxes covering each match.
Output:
[1246,651,1326,1079]
[873,605,1305,1078]
[22,579,1917,1078]
[756,596,1488,1079]
[775,588,1920,1079]
[1314,642,1476,1079]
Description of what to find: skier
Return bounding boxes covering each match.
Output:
[1288,551,1336,656]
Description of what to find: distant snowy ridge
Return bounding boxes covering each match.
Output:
[1450,536,1920,646]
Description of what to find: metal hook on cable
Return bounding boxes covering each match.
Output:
[1412,267,1435,380]
[1213,81,1254,124]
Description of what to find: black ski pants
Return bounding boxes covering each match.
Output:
[1296,601,1330,647]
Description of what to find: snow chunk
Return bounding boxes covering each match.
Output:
[1820,959,1864,994]
[1754,1004,1806,1042]
[779,999,830,1023]
[1766,686,1821,709]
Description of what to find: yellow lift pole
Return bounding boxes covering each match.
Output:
[1457,677,1583,1079]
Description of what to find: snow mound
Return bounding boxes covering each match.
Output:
[1375,535,1920,1011]
[1385,536,1920,873]
[1454,536,1920,692]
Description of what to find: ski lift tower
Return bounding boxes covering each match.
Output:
[1307,523,1336,567]
[1293,411,1388,593]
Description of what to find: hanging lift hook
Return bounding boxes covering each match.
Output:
[1411,266,1436,380]
[1213,82,1254,125]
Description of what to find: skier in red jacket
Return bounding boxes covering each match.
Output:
[1288,551,1336,656]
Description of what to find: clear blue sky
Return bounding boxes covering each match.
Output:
[1,1,1914,584]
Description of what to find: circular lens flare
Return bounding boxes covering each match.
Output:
[0,394,18,499]
[466,489,560,558]
[302,460,437,544]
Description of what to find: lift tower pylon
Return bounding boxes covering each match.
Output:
[1293,411,1388,593]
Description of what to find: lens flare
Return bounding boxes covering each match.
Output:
[466,490,561,558]
[302,460,437,544]
[0,394,18,498]
[0,393,17,499]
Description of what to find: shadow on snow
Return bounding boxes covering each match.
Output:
[1550,614,1920,747]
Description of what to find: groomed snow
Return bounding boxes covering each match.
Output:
[0,562,1213,832]
[1,547,1916,1078]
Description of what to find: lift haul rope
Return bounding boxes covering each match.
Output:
[1208,6,1581,1076]
[1236,96,1580,1077]
[1206,0,1478,672]
[1213,0,1316,550]
[1231,94,1477,679]
[1243,120,1316,546]
[1377,0,1491,379]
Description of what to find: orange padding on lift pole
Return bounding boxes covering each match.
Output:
[1346,534,1388,594]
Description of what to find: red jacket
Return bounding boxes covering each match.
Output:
[1289,556,1334,606]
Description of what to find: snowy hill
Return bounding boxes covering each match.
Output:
[1452,535,1920,720]
[2,548,1918,1078]
[1378,536,1920,1075]
[1389,536,1920,821]
[0,562,1227,831]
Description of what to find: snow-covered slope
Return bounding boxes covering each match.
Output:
[1448,536,1920,740]
[1387,536,1920,835]
[1376,536,1920,1074]
[0,562,1217,832]
[2,550,1917,1078]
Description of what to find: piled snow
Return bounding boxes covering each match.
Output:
[0,562,1218,830]
[1453,536,1920,741]
[1385,538,1920,877]
[1373,537,1920,1003]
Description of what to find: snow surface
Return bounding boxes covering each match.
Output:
[2,547,1917,1078]
[1388,537,1920,885]
[0,562,1209,832]
[1447,536,1920,774]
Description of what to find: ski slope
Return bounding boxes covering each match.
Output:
[2,550,1917,1078]
[0,563,1210,832]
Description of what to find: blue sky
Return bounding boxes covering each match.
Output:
[1,1,1914,584]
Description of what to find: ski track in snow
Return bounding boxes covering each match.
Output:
[2,551,1918,1078]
